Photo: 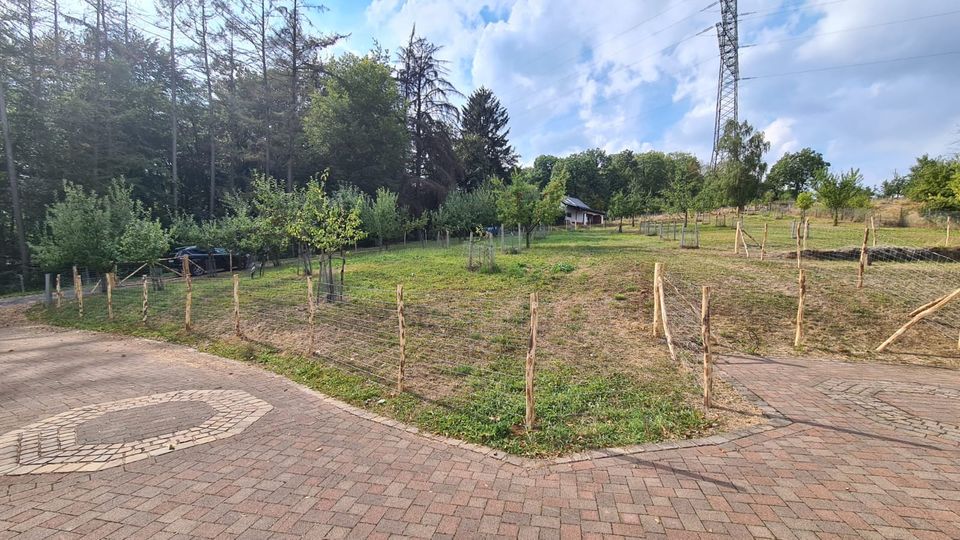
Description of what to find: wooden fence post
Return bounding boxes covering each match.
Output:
[233,273,241,337]
[106,272,114,320]
[870,215,877,247]
[306,275,315,352]
[652,262,663,337]
[794,268,806,347]
[857,227,870,289]
[795,226,803,269]
[141,275,148,323]
[525,292,539,431]
[657,274,678,364]
[802,219,810,250]
[73,266,83,318]
[396,284,406,393]
[55,274,62,308]
[760,223,768,261]
[701,286,713,408]
[468,230,474,269]
[947,216,952,246]
[734,221,741,254]
[182,256,192,331]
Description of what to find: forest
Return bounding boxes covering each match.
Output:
[2,0,959,276]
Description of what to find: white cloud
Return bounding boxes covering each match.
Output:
[351,0,959,184]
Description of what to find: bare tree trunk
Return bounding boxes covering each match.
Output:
[199,0,216,215]
[0,84,28,270]
[169,0,180,209]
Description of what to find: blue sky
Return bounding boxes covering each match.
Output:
[310,0,960,187]
[99,0,960,186]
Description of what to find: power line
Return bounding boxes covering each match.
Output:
[741,50,960,80]
[742,9,960,49]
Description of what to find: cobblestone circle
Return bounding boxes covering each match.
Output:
[815,378,960,443]
[0,389,272,476]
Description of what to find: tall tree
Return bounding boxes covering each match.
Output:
[715,119,769,213]
[180,0,220,215]
[395,27,461,211]
[273,0,343,191]
[304,54,407,194]
[0,82,27,269]
[457,86,516,189]
[766,148,829,197]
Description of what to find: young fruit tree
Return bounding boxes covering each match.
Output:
[814,168,867,226]
[496,171,565,248]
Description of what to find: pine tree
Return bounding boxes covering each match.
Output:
[458,87,516,189]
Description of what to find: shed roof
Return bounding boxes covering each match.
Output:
[562,196,603,214]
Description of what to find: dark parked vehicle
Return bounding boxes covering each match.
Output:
[170,247,242,276]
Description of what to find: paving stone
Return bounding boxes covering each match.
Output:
[0,327,958,538]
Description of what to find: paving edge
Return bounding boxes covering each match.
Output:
[11,325,792,471]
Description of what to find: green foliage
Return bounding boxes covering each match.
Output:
[117,218,170,264]
[288,173,367,254]
[496,171,565,248]
[814,167,869,225]
[304,54,408,194]
[250,172,298,258]
[795,191,814,220]
[457,87,517,189]
[905,155,960,211]
[715,120,770,211]
[766,148,829,197]
[363,188,403,247]
[881,172,909,198]
[658,153,703,224]
[433,184,499,234]
[31,178,166,271]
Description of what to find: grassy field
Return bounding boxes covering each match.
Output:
[32,211,960,455]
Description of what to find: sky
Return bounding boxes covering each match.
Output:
[89,0,960,187]
[308,0,960,187]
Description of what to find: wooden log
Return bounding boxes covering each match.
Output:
[118,262,148,286]
[733,221,741,254]
[233,273,241,337]
[55,274,62,308]
[106,272,114,320]
[876,288,960,352]
[141,275,149,323]
[182,256,192,331]
[794,268,806,347]
[396,284,406,393]
[652,262,663,337]
[306,275,315,352]
[525,292,539,431]
[760,223,768,261]
[910,291,951,317]
[856,227,870,289]
[701,286,713,408]
[657,275,678,364]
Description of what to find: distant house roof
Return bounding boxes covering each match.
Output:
[562,196,604,214]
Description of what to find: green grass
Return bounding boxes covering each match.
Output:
[30,214,956,455]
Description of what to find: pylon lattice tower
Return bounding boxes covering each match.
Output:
[711,0,739,168]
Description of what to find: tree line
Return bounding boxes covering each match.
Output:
[0,1,518,270]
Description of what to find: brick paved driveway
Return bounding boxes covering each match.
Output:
[0,325,958,539]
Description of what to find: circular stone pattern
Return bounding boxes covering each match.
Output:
[815,379,960,443]
[0,390,272,476]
